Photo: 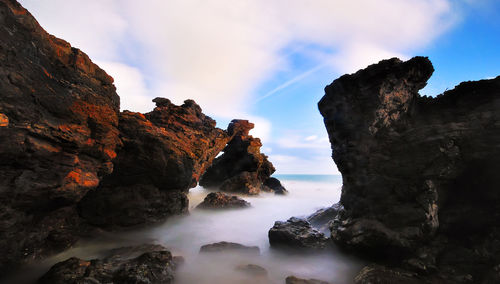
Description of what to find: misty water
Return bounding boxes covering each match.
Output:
[13,175,362,284]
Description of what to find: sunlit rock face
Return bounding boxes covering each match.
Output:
[319,56,500,282]
[78,98,230,227]
[199,119,276,195]
[0,0,120,272]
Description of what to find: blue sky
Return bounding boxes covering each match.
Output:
[20,0,500,174]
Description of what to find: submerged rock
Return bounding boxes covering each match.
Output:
[286,276,331,284]
[38,244,179,284]
[268,217,329,249]
[196,192,250,209]
[78,98,229,227]
[235,264,268,277]
[0,0,120,272]
[318,57,500,282]
[199,241,260,254]
[199,119,281,195]
[354,265,422,284]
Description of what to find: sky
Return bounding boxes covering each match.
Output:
[19,0,500,174]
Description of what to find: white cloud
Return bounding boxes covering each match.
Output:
[20,0,461,116]
[270,154,340,175]
[277,134,331,149]
[96,61,154,113]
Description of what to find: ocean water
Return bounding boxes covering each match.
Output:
[10,175,362,284]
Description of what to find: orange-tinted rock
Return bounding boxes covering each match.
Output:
[199,119,277,194]
[0,0,119,273]
[78,98,230,227]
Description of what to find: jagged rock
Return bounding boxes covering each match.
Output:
[268,217,329,249]
[78,98,229,227]
[307,204,341,235]
[199,241,260,254]
[196,192,250,209]
[318,57,500,282]
[199,119,278,194]
[263,177,288,195]
[286,276,331,284]
[38,244,179,284]
[0,0,120,273]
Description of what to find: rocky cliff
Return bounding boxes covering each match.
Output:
[0,0,233,274]
[318,57,500,282]
[78,98,230,227]
[0,0,120,273]
[199,119,278,195]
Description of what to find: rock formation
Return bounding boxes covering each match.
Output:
[78,98,229,227]
[0,0,120,272]
[38,244,182,284]
[196,192,251,209]
[199,241,260,254]
[268,217,330,249]
[199,119,281,195]
[286,276,331,284]
[318,57,500,282]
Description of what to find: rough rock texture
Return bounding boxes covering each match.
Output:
[196,192,251,209]
[38,244,180,284]
[199,241,260,254]
[78,98,229,227]
[199,119,278,195]
[268,217,330,249]
[0,0,120,273]
[264,177,288,195]
[307,204,341,236]
[286,276,331,284]
[318,57,500,282]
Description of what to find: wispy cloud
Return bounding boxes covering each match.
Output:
[256,63,327,102]
[20,0,461,118]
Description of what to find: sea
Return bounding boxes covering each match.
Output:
[9,175,362,284]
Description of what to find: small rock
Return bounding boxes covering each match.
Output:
[354,264,422,284]
[286,275,331,284]
[264,177,288,194]
[196,192,250,209]
[199,241,260,254]
[269,217,329,249]
[236,264,268,277]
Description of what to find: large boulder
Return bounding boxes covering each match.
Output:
[0,0,120,272]
[318,57,500,282]
[78,98,230,227]
[199,119,280,194]
[38,244,181,284]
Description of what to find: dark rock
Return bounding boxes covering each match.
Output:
[268,217,329,249]
[220,171,262,195]
[354,265,423,284]
[78,99,230,227]
[307,204,341,235]
[263,177,288,194]
[199,119,276,194]
[196,192,250,209]
[318,57,500,282]
[199,241,260,254]
[235,264,268,277]
[78,185,188,227]
[0,0,120,272]
[38,244,178,284]
[286,275,331,284]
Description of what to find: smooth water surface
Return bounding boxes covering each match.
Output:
[11,175,361,284]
